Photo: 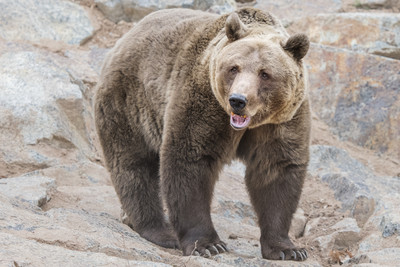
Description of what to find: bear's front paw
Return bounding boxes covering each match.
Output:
[183,239,228,258]
[263,247,308,261]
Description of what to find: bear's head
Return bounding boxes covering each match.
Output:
[210,11,310,130]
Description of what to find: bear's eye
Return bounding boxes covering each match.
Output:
[230,66,238,74]
[260,71,269,80]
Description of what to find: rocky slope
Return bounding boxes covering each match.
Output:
[0,0,399,266]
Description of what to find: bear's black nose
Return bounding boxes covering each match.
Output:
[229,94,247,112]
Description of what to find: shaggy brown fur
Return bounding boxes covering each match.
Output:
[95,7,310,261]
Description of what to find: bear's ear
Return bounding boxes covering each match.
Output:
[283,33,310,61]
[225,12,248,41]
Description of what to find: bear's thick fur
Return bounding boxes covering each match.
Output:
[95,7,311,261]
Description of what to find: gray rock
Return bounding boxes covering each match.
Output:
[342,254,372,265]
[355,0,400,9]
[197,0,237,14]
[213,255,322,267]
[33,161,112,187]
[314,218,361,254]
[0,232,173,267]
[355,0,386,8]
[303,217,321,237]
[0,193,168,265]
[0,0,94,45]
[0,187,322,267]
[314,234,332,254]
[94,0,128,23]
[0,50,86,145]
[290,208,307,238]
[64,47,109,76]
[223,160,246,177]
[309,145,400,239]
[358,233,384,253]
[216,200,257,226]
[214,161,257,227]
[331,218,362,248]
[351,196,376,228]
[254,0,342,21]
[290,13,400,60]
[309,145,375,219]
[0,175,55,207]
[95,0,236,22]
[360,248,400,266]
[331,218,360,233]
[25,162,121,219]
[364,183,400,240]
[306,44,400,161]
[0,158,321,266]
[0,44,99,177]
[380,215,400,238]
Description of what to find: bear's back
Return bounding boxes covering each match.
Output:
[96,9,219,152]
[101,9,218,95]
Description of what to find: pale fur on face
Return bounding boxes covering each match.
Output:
[209,33,307,128]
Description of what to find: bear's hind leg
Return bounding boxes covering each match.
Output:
[95,98,179,249]
[115,155,179,249]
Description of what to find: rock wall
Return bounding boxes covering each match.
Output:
[0,0,399,266]
[0,0,94,45]
[94,0,237,22]
[305,44,400,160]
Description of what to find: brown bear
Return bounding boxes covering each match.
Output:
[95,7,310,261]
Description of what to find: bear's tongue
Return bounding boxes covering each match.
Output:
[230,113,251,129]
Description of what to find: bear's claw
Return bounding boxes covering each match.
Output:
[191,243,228,258]
[216,243,227,252]
[279,248,308,261]
[208,245,219,254]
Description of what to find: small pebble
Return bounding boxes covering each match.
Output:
[228,234,238,239]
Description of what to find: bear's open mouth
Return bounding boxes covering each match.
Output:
[230,112,251,130]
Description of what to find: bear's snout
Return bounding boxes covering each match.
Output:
[229,94,247,113]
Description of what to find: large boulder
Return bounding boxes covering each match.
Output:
[0,175,55,207]
[0,162,322,267]
[254,0,342,22]
[290,13,400,60]
[354,0,400,10]
[0,43,101,177]
[0,192,173,267]
[0,0,94,45]
[94,0,237,22]
[308,145,400,265]
[309,145,400,236]
[305,44,400,161]
[308,145,376,226]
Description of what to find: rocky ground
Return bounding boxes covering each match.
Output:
[0,0,399,266]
